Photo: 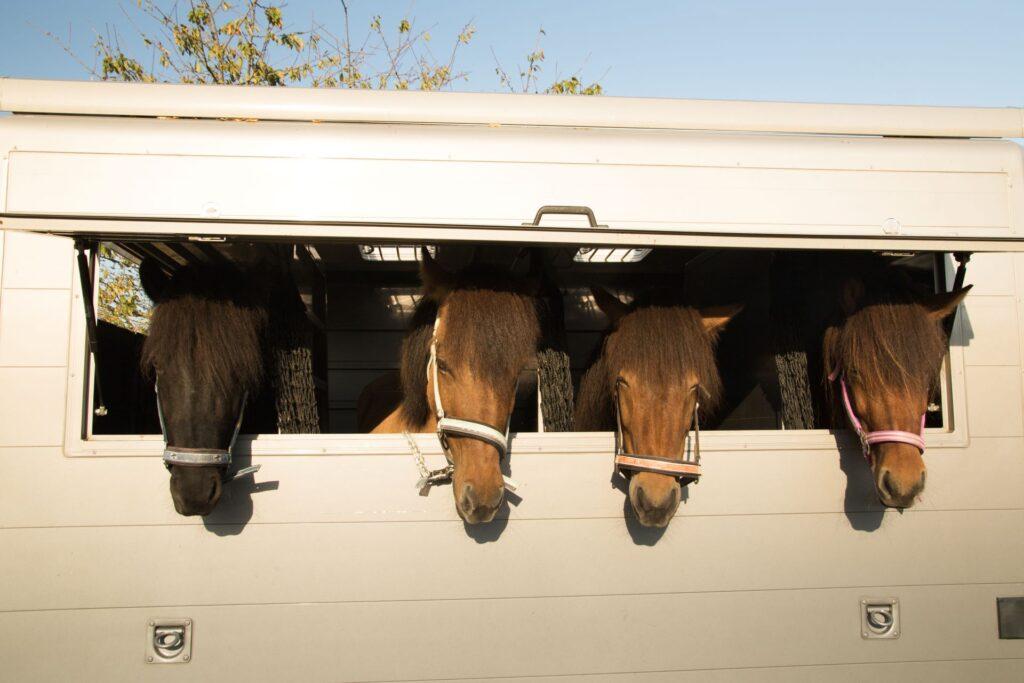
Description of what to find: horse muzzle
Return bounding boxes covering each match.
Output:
[456,481,504,524]
[628,474,681,528]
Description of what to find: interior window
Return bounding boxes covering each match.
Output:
[86,241,952,437]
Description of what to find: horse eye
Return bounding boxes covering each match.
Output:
[436,359,451,375]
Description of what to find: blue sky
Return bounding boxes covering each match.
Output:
[1,0,1022,107]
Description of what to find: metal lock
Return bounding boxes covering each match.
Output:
[861,598,900,639]
[145,618,192,664]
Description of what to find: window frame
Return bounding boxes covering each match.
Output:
[63,237,971,459]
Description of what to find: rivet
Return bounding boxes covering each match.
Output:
[147,656,154,663]
[183,655,190,662]
[148,621,155,627]
[184,619,191,626]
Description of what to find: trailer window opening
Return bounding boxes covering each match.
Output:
[83,240,956,440]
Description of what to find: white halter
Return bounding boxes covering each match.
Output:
[429,315,513,459]
[414,313,519,492]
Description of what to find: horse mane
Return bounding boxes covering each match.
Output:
[397,268,541,429]
[822,263,947,404]
[576,303,723,431]
[140,263,269,397]
[398,300,438,429]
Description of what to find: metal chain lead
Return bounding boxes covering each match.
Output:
[404,431,454,493]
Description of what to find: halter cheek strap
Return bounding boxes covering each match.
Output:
[156,384,260,483]
[613,383,703,484]
[829,369,926,464]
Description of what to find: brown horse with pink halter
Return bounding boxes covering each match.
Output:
[824,267,970,509]
[830,369,927,457]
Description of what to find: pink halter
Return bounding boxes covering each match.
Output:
[829,369,926,464]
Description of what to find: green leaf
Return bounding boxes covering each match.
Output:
[264,6,283,29]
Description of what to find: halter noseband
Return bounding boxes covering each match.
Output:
[156,384,260,483]
[613,382,704,484]
[423,314,518,491]
[829,369,926,464]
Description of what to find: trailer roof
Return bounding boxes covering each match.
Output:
[1,77,1022,139]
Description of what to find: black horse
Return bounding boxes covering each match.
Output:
[140,249,312,516]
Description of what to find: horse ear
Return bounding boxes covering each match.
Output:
[591,287,628,324]
[419,247,454,300]
[922,284,972,320]
[139,257,169,304]
[699,303,743,335]
[839,278,865,315]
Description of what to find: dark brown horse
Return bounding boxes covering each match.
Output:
[824,264,970,508]
[140,255,287,516]
[371,251,541,524]
[576,288,739,527]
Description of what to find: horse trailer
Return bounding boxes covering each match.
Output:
[1,78,1023,680]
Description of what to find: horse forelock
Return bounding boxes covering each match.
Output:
[824,270,948,405]
[576,305,723,430]
[398,284,541,428]
[140,264,268,397]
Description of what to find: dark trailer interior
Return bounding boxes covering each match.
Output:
[86,239,951,439]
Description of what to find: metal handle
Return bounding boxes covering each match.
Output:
[524,205,605,228]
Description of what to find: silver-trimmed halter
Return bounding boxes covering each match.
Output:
[613,382,704,484]
[156,383,260,483]
[414,314,518,492]
[828,368,926,465]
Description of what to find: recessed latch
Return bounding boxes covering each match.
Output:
[146,618,192,663]
[861,598,900,639]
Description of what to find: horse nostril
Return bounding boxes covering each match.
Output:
[635,485,651,512]
[460,483,477,512]
[208,476,221,503]
[878,470,894,501]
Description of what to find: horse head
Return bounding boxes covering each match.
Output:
[825,273,970,509]
[399,249,541,524]
[579,287,740,528]
[140,257,269,516]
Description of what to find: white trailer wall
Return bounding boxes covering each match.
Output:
[0,230,1022,681]
[0,80,1022,680]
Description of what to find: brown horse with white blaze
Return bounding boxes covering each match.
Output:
[371,251,541,524]
[576,288,740,528]
[824,268,970,509]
